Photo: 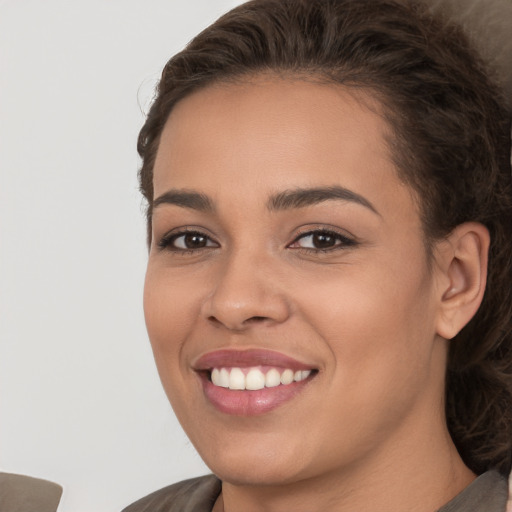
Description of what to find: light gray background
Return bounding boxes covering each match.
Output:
[0,1,243,510]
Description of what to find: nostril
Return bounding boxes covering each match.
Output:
[246,316,268,323]
[206,314,269,330]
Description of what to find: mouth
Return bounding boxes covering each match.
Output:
[194,349,318,416]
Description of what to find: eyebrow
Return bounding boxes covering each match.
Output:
[268,186,380,215]
[153,190,214,212]
[152,185,379,216]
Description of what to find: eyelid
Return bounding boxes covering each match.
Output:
[155,225,357,253]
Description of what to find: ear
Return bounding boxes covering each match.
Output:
[435,222,490,340]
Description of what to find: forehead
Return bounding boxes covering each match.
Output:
[153,77,414,218]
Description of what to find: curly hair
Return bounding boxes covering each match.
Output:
[137,0,512,475]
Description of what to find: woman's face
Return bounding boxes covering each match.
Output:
[144,78,448,485]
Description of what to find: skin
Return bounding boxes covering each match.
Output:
[144,77,488,512]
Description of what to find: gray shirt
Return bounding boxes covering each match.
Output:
[122,470,508,512]
[439,471,507,512]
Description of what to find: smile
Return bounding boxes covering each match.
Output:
[194,349,317,415]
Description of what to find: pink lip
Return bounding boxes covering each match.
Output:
[193,349,317,416]
[194,348,314,371]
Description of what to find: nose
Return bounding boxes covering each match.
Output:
[201,250,291,331]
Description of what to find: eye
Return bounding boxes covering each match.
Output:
[158,230,218,252]
[288,229,356,251]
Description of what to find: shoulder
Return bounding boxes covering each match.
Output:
[121,475,221,512]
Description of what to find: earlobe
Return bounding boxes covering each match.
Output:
[435,222,490,340]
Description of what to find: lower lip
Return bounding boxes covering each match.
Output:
[199,374,314,416]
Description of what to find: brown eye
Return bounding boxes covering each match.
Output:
[158,230,218,251]
[311,232,337,249]
[181,233,209,249]
[289,229,356,251]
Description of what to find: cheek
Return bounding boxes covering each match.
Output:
[143,266,208,425]
[143,266,201,375]
[286,262,441,461]
[295,253,438,394]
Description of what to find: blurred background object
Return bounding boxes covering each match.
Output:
[0,473,62,512]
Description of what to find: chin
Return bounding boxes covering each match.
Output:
[194,429,312,486]
[209,458,307,487]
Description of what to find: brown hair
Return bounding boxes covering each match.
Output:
[138,0,512,475]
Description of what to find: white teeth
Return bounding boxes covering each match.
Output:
[301,370,311,380]
[229,368,245,390]
[211,368,221,386]
[246,368,266,390]
[219,368,230,388]
[210,366,313,390]
[211,368,231,388]
[265,368,281,388]
[280,369,294,385]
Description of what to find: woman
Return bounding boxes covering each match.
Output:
[124,0,512,510]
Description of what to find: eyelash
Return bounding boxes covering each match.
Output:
[287,228,357,253]
[157,229,219,253]
[157,228,357,254]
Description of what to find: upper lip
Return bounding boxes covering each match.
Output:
[193,348,316,372]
